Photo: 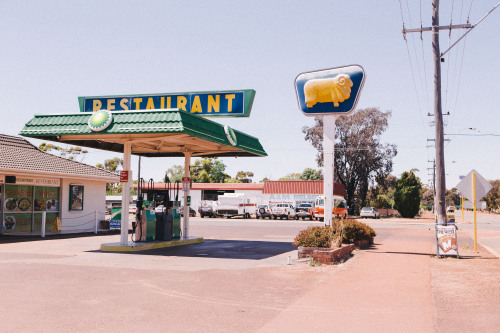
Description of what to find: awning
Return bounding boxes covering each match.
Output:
[19,109,267,157]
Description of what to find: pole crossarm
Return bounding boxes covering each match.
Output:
[404,24,472,34]
[441,2,500,57]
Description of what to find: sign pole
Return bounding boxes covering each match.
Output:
[323,115,337,227]
[183,151,191,238]
[461,195,464,221]
[473,172,477,252]
[120,142,132,245]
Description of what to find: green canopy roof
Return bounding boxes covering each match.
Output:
[19,109,266,157]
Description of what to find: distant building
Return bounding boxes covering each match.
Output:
[137,180,346,210]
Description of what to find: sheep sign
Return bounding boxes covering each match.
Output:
[295,65,366,116]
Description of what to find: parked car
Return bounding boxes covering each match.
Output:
[256,204,273,219]
[295,203,313,220]
[271,203,296,220]
[360,207,380,219]
[180,206,196,217]
[198,200,217,218]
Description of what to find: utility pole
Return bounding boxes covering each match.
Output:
[427,159,436,213]
[432,0,447,225]
[404,1,499,224]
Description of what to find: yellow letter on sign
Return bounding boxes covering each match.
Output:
[93,100,102,111]
[191,96,202,113]
[225,94,235,112]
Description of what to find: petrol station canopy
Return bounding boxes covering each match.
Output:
[19,109,266,157]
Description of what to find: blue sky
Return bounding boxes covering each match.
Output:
[1,1,499,188]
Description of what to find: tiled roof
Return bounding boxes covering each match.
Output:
[0,134,119,181]
[263,180,346,197]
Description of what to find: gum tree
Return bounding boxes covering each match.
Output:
[303,107,397,214]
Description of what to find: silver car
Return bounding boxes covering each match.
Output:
[360,207,380,219]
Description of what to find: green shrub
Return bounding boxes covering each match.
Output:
[292,226,335,248]
[293,219,376,248]
[394,171,422,218]
[340,219,376,243]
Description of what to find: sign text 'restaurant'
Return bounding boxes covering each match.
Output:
[81,91,252,117]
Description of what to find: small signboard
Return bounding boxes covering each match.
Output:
[456,169,493,204]
[295,65,366,116]
[182,177,191,191]
[120,170,130,183]
[78,89,256,118]
[436,225,458,256]
[110,208,121,228]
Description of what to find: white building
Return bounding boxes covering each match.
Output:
[0,134,119,235]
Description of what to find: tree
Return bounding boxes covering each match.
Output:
[228,171,254,183]
[164,165,184,183]
[421,189,434,210]
[279,168,322,181]
[394,171,422,218]
[483,180,500,210]
[300,168,322,180]
[190,157,229,183]
[279,173,301,181]
[96,157,123,194]
[96,157,123,172]
[302,107,397,214]
[210,159,229,183]
[445,188,460,207]
[39,142,88,161]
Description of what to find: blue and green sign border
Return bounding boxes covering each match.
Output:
[78,89,255,118]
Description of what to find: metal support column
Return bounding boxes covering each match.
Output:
[183,151,191,238]
[120,142,132,245]
[323,115,338,227]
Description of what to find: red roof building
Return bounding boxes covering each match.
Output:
[263,180,346,197]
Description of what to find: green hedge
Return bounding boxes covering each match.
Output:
[292,219,376,248]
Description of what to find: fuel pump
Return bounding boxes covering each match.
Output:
[132,177,181,242]
[133,178,155,242]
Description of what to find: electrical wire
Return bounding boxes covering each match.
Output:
[398,0,428,135]
[405,0,428,115]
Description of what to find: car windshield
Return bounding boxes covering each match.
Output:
[361,207,372,211]
[259,205,268,209]
[299,204,312,208]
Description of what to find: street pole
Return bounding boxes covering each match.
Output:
[323,115,338,227]
[433,159,436,214]
[432,0,447,225]
[473,172,477,252]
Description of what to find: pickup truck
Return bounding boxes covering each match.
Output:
[295,203,313,220]
[271,203,296,220]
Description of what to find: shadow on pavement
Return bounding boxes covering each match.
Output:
[94,239,296,260]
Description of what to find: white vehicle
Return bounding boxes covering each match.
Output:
[216,193,259,219]
[311,195,348,220]
[360,207,380,219]
[271,203,296,220]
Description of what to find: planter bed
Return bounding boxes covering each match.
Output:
[298,244,354,265]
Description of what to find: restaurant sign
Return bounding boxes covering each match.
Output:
[78,89,256,117]
[0,176,60,187]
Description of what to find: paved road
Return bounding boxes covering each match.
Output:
[0,216,498,332]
